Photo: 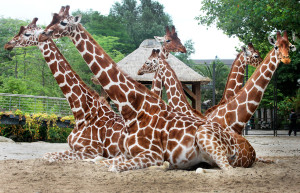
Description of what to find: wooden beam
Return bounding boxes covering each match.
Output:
[182,83,196,99]
[192,83,201,111]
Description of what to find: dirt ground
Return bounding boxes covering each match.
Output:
[0,136,299,193]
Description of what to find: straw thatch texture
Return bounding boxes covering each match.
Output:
[118,39,211,84]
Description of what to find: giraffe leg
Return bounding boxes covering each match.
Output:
[96,154,127,168]
[195,125,233,170]
[100,151,164,172]
[44,149,100,162]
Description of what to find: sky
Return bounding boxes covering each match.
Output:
[1,0,242,59]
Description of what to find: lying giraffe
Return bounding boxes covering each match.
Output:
[205,43,262,116]
[4,18,125,161]
[37,5,267,172]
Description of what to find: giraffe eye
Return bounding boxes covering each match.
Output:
[60,21,67,26]
[254,55,258,58]
[24,33,31,37]
[274,46,278,50]
[166,40,171,43]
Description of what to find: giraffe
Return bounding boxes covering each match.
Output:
[4,18,125,161]
[37,6,261,172]
[205,43,262,116]
[206,31,296,135]
[137,49,206,121]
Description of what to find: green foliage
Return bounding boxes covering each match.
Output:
[277,96,296,121]
[196,0,300,46]
[72,9,135,55]
[0,112,74,142]
[174,39,196,65]
[110,0,173,48]
[193,59,230,104]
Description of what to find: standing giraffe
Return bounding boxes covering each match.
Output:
[206,31,296,135]
[38,6,265,172]
[4,18,125,161]
[205,43,262,116]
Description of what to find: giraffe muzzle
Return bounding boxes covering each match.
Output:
[4,42,15,51]
[137,70,144,75]
[38,31,53,42]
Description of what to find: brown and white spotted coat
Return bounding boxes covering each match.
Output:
[38,6,292,172]
[5,18,125,161]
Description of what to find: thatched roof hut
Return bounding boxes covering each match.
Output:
[118,39,210,83]
[117,39,210,111]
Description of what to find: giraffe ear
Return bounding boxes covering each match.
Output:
[268,36,276,46]
[74,15,82,24]
[154,36,164,43]
[290,44,296,52]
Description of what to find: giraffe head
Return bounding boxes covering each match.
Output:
[39,5,81,41]
[4,18,42,50]
[137,49,160,75]
[241,43,262,67]
[268,31,296,64]
[154,26,186,53]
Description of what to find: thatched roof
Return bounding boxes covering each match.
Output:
[118,39,211,84]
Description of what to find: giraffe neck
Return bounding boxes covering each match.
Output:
[222,52,247,102]
[149,47,169,96]
[151,70,163,96]
[211,49,278,133]
[37,39,109,124]
[160,47,169,60]
[153,59,205,119]
[70,24,164,122]
[205,52,246,115]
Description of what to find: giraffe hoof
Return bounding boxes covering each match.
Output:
[94,156,107,162]
[162,161,170,170]
[108,165,120,173]
[196,168,220,173]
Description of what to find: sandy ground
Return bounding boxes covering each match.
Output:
[0,135,299,193]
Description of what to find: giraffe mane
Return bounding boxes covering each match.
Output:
[48,38,110,109]
[78,24,161,101]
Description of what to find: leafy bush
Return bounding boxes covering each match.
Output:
[0,111,74,142]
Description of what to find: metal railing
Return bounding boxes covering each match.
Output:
[0,93,71,116]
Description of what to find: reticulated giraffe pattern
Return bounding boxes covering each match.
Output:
[138,49,205,121]
[5,18,125,161]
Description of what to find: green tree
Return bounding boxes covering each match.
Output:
[174,39,196,65]
[71,9,135,55]
[110,0,173,48]
[193,59,230,105]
